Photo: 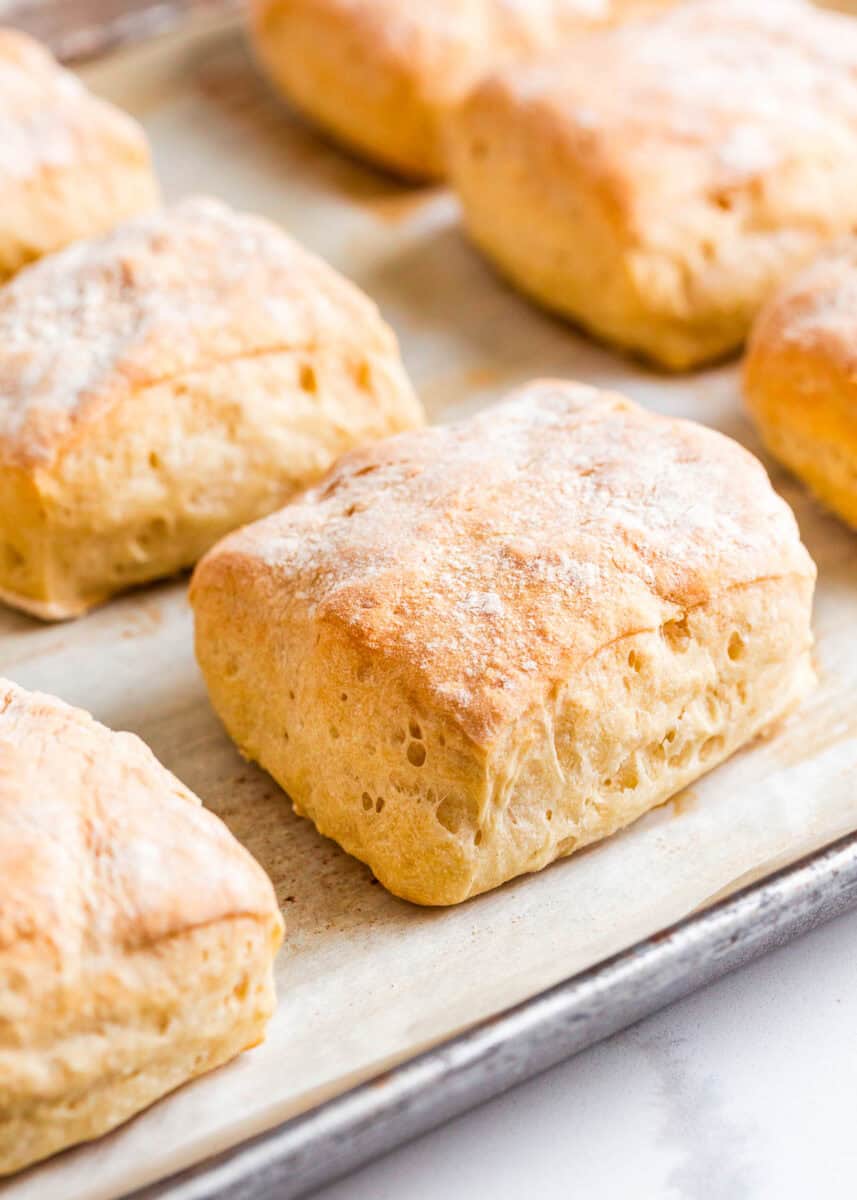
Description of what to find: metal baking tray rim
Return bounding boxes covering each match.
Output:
[128,829,857,1200]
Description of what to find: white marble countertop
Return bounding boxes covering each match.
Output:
[315,906,857,1200]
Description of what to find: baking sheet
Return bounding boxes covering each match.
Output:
[2,0,855,63]
[3,15,857,1200]
[0,1,238,62]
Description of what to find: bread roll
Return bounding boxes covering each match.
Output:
[0,678,283,1176]
[191,380,816,906]
[0,28,158,282]
[446,0,857,369]
[0,195,422,620]
[247,0,674,180]
[745,238,857,531]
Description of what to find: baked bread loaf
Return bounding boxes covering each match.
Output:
[191,380,817,906]
[247,0,675,180]
[0,28,158,282]
[446,0,857,370]
[745,238,857,531]
[0,678,283,1177]
[0,195,422,620]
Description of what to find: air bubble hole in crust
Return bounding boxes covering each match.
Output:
[299,363,318,394]
[436,796,466,834]
[664,615,691,651]
[728,631,746,661]
[375,797,385,813]
[603,759,640,793]
[407,741,426,767]
[669,740,697,771]
[356,361,372,391]
[627,649,643,672]
[700,735,725,762]
[0,542,25,572]
[408,719,422,739]
[617,761,639,790]
[134,516,169,551]
[361,792,373,811]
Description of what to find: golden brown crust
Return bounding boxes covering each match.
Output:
[0,28,158,281]
[744,237,857,531]
[191,380,817,904]
[0,678,283,1176]
[194,380,812,744]
[248,0,674,179]
[0,196,423,618]
[446,0,857,369]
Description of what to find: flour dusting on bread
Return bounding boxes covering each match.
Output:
[192,379,816,904]
[0,197,402,465]
[236,379,802,736]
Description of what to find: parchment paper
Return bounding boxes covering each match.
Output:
[4,17,857,1199]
